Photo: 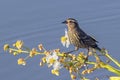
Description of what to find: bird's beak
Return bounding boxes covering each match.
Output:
[62,20,67,24]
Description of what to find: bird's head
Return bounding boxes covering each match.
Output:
[62,18,79,30]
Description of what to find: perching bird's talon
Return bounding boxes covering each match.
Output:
[83,56,89,70]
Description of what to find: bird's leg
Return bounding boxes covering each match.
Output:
[86,48,90,60]
[84,48,90,69]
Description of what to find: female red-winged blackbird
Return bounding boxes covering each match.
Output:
[62,18,101,52]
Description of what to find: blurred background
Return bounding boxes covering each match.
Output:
[0,0,120,80]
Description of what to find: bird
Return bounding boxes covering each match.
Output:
[62,18,101,53]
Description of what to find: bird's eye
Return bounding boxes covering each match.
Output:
[69,21,73,23]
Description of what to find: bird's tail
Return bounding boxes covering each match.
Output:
[95,47,101,52]
[95,47,106,55]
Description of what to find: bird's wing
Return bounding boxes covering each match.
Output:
[89,35,98,43]
[76,29,98,47]
[82,35,98,47]
[77,28,98,43]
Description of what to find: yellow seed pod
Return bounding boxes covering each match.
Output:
[38,44,43,51]
[42,57,46,63]
[39,62,44,66]
[49,58,55,64]
[88,51,93,56]
[13,52,18,56]
[69,67,73,74]
[17,58,26,66]
[9,49,13,53]
[70,74,76,80]
[14,40,24,49]
[51,69,59,76]
[29,48,37,57]
[59,57,65,63]
[61,36,67,43]
[3,44,9,51]
[54,48,60,53]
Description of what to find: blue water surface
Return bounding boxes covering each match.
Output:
[0,0,120,80]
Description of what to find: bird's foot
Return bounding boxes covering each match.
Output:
[83,55,89,69]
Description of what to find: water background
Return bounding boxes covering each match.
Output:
[0,0,120,80]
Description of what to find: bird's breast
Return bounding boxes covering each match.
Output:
[67,30,85,48]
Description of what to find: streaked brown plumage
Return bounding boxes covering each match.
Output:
[62,18,101,52]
